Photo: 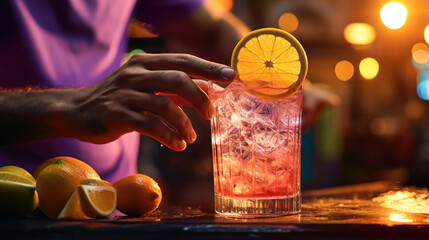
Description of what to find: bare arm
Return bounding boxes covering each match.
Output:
[0,53,235,150]
[0,88,75,145]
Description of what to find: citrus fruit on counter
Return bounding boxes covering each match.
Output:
[78,179,116,218]
[36,160,87,219]
[57,189,91,220]
[231,28,308,100]
[33,156,100,180]
[0,166,36,185]
[0,182,38,217]
[113,174,162,216]
[0,166,38,217]
[58,179,117,220]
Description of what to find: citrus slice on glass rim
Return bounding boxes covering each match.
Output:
[231,28,308,100]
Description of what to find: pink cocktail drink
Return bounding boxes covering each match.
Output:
[210,81,302,217]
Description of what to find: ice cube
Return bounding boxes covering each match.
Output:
[230,113,242,128]
[254,102,278,128]
[279,98,301,130]
[252,124,287,154]
[219,155,245,176]
[235,93,262,118]
[266,170,287,196]
[218,176,232,195]
[240,159,269,195]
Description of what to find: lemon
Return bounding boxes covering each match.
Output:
[0,181,38,217]
[0,166,36,185]
[0,172,36,185]
[231,28,308,100]
[0,166,38,217]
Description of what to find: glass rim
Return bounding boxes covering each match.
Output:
[209,80,303,92]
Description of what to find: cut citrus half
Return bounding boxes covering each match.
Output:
[0,166,38,217]
[58,179,116,220]
[0,181,38,217]
[231,28,308,100]
[0,166,36,184]
[78,179,117,218]
[58,190,91,220]
[0,172,35,185]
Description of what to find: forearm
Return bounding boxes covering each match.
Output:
[0,53,237,149]
[0,89,77,145]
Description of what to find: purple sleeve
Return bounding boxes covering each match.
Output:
[133,0,206,28]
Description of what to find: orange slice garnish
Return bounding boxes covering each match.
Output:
[231,28,308,100]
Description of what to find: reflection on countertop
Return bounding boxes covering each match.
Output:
[106,181,428,226]
[2,181,428,240]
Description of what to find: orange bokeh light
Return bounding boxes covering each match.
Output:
[278,13,299,32]
[344,23,376,45]
[359,57,379,80]
[335,60,354,81]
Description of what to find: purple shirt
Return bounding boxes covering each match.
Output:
[0,0,204,182]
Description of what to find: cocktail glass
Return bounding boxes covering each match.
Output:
[209,79,302,217]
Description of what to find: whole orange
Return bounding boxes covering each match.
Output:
[113,174,162,216]
[36,160,86,219]
[33,156,100,180]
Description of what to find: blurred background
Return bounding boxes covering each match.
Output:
[131,0,429,205]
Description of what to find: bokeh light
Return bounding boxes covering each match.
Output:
[413,49,429,66]
[424,25,429,45]
[278,12,299,32]
[412,43,429,54]
[207,0,233,12]
[359,57,379,79]
[380,2,407,29]
[418,67,429,82]
[411,43,429,68]
[335,60,354,81]
[417,68,429,100]
[344,23,376,45]
[370,118,399,136]
[417,80,429,100]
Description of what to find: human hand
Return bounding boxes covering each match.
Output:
[67,53,236,151]
[302,80,341,131]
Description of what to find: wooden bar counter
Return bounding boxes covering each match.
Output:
[1,182,428,239]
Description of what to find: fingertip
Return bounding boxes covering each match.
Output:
[189,129,197,143]
[207,104,217,120]
[183,129,197,144]
[177,139,187,151]
[220,67,236,81]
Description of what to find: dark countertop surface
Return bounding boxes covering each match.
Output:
[2,181,428,240]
